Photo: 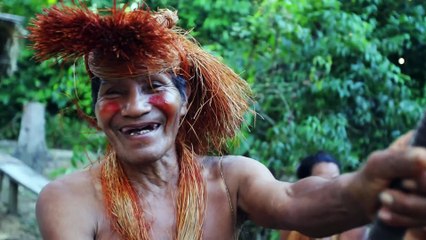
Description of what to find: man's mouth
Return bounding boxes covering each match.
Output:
[120,123,160,136]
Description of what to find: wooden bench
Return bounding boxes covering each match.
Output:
[0,152,49,214]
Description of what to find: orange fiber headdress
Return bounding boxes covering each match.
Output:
[29,2,252,155]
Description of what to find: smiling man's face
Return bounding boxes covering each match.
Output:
[95,73,188,165]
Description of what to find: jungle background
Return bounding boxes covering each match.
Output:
[0,0,425,239]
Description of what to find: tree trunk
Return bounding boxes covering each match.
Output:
[13,102,51,174]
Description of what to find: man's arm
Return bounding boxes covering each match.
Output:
[36,174,97,240]
[229,156,367,236]
[226,147,426,237]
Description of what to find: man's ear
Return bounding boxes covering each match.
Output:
[185,84,191,99]
[180,96,189,117]
[180,86,191,117]
[94,107,103,130]
[96,119,103,130]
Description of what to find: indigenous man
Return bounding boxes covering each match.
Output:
[29,3,426,240]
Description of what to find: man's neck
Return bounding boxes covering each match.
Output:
[119,151,180,194]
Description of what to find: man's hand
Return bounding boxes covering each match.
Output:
[358,147,426,228]
[390,130,415,150]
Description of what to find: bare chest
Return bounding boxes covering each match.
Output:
[94,168,237,239]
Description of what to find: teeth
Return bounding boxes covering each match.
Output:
[129,129,151,136]
[124,124,159,136]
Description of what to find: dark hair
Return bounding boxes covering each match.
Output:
[296,151,341,179]
[90,75,187,111]
[91,76,101,110]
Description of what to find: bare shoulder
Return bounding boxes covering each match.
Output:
[201,155,269,179]
[202,155,276,199]
[220,155,275,182]
[36,165,102,240]
[201,155,261,171]
[38,166,100,205]
[217,155,292,227]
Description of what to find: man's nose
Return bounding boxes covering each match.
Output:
[121,90,151,117]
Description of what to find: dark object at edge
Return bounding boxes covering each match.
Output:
[368,111,426,240]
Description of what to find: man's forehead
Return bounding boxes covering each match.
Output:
[98,73,172,84]
[87,49,180,80]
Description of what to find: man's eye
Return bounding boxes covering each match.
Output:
[106,90,118,94]
[103,89,122,96]
[146,82,163,91]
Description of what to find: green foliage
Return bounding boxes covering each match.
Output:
[47,118,106,178]
[0,0,94,141]
[223,0,424,175]
[0,0,55,20]
[45,113,99,149]
[144,0,253,47]
[0,51,94,140]
[221,0,425,238]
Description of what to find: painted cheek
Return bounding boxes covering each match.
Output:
[99,101,121,119]
[149,94,174,119]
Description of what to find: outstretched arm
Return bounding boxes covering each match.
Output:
[229,156,367,236]
[227,147,426,237]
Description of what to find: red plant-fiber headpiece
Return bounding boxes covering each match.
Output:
[29,3,252,154]
[29,4,180,76]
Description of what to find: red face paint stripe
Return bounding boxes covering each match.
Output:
[149,94,174,117]
[100,101,121,117]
